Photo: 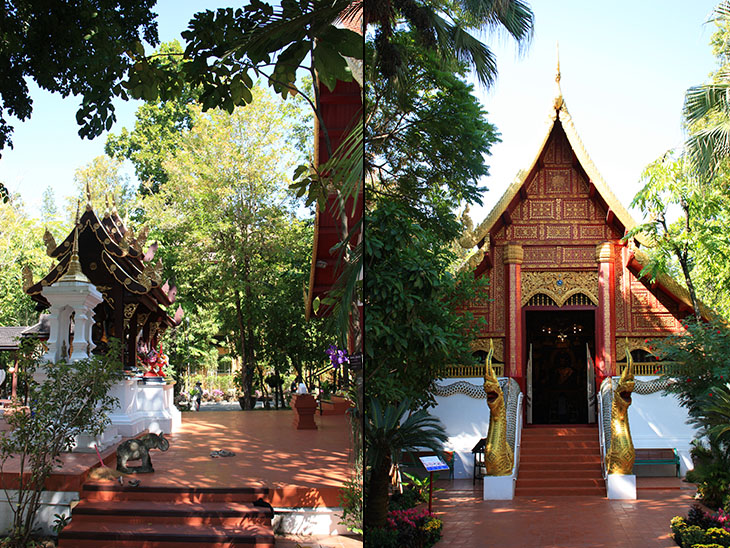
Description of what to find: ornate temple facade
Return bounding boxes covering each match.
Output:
[459,85,710,426]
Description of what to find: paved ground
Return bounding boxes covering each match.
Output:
[432,479,695,547]
[276,534,362,548]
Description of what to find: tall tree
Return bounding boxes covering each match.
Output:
[368,0,533,85]
[684,1,730,179]
[139,87,313,409]
[628,150,730,320]
[365,200,489,408]
[105,41,201,195]
[65,156,135,221]
[0,196,54,326]
[366,33,499,239]
[0,0,158,154]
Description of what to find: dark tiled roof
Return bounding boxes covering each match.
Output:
[0,326,29,350]
[21,314,50,337]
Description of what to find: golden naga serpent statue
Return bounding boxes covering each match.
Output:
[483,340,513,476]
[606,346,636,475]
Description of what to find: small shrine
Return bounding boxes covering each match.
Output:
[21,193,183,445]
[23,196,183,371]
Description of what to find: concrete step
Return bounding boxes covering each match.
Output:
[58,521,275,547]
[82,482,270,503]
[70,499,273,527]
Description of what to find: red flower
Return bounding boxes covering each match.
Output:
[709,393,713,397]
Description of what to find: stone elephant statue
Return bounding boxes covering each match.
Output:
[116,432,170,474]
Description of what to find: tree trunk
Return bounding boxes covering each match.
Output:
[234,289,255,410]
[364,455,391,529]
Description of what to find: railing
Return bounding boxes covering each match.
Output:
[616,361,682,376]
[442,363,504,378]
[510,392,524,478]
[598,377,610,479]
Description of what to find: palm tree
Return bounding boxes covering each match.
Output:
[684,2,730,179]
[368,0,534,86]
[365,397,448,528]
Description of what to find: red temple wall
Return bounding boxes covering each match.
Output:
[469,124,685,371]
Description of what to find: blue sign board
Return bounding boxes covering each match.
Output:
[419,455,449,472]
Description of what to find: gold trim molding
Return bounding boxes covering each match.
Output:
[616,337,655,360]
[471,338,505,363]
[521,271,599,307]
[503,244,524,264]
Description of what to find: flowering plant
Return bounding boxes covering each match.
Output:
[384,507,442,548]
[326,344,349,370]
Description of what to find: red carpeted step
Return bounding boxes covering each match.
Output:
[518,468,601,479]
[519,461,601,471]
[516,425,605,497]
[514,486,606,497]
[69,499,273,526]
[57,521,275,547]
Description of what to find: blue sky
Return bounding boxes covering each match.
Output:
[0,1,724,221]
[0,0,232,217]
[470,1,722,222]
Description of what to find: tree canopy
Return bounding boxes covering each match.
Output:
[1,0,159,154]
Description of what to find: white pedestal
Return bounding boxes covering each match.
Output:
[107,379,146,437]
[136,382,181,434]
[606,474,636,499]
[483,475,515,500]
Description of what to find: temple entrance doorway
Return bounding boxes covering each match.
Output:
[525,309,596,425]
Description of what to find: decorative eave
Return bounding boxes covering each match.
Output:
[627,248,715,322]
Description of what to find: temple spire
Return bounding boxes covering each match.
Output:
[59,226,91,283]
[554,42,563,110]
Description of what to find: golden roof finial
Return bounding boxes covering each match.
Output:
[74,200,81,225]
[553,42,563,110]
[59,226,91,283]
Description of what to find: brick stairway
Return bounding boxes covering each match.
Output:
[515,424,606,497]
[58,482,275,547]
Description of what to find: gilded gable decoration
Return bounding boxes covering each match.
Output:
[521,271,598,307]
[472,338,504,363]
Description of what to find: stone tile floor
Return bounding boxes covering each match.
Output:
[432,479,696,547]
[276,534,362,547]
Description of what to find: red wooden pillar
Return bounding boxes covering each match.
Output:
[595,242,616,387]
[504,243,524,392]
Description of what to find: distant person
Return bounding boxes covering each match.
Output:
[192,381,203,411]
[296,378,308,394]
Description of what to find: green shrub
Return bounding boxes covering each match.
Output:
[704,528,730,547]
[693,544,726,548]
[364,527,399,548]
[388,488,421,511]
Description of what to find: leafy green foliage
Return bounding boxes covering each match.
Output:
[106,42,201,195]
[137,89,329,409]
[0,0,158,154]
[365,199,489,407]
[0,338,123,547]
[652,318,730,421]
[368,0,533,86]
[366,35,498,240]
[628,150,730,319]
[0,196,56,326]
[686,439,730,510]
[365,398,447,528]
[123,0,360,111]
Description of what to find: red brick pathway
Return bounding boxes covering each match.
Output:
[432,480,695,547]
